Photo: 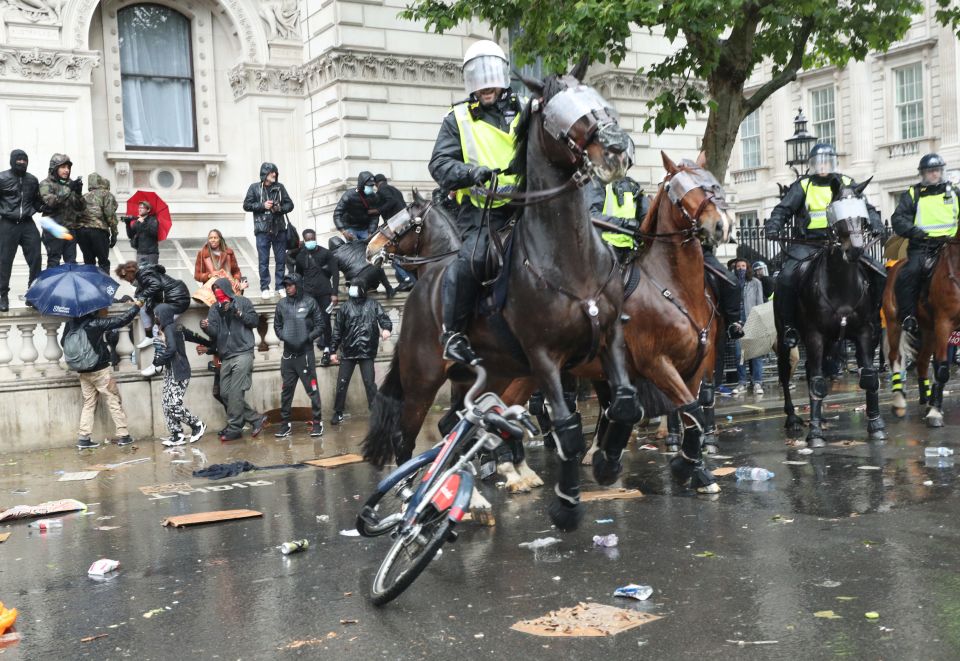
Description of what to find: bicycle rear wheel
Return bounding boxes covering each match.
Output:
[370,510,452,606]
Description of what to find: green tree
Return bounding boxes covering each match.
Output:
[403,0,956,180]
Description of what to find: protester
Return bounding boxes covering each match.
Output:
[329,282,393,424]
[181,325,226,415]
[194,229,242,284]
[373,174,416,291]
[76,173,118,273]
[273,273,325,437]
[328,235,395,298]
[151,303,206,446]
[333,171,380,242]
[124,201,159,265]
[0,149,42,311]
[733,258,766,395]
[752,260,775,300]
[288,228,338,362]
[39,153,83,268]
[61,301,141,448]
[202,277,266,441]
[243,162,294,299]
[114,260,190,362]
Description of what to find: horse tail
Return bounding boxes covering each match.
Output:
[362,351,404,468]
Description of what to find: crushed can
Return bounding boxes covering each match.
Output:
[279,539,309,555]
[613,584,653,601]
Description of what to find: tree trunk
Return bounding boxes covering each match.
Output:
[702,80,747,183]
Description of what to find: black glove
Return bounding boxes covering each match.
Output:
[69,177,83,195]
[618,217,640,234]
[909,227,929,241]
[765,228,780,241]
[109,233,118,248]
[471,166,494,186]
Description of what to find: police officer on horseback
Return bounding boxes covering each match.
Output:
[429,39,523,365]
[588,176,648,263]
[765,143,885,348]
[892,153,959,336]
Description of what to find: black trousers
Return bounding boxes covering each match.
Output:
[308,293,332,348]
[75,227,111,273]
[894,241,937,321]
[334,357,376,413]
[0,219,42,296]
[42,229,76,268]
[280,351,322,421]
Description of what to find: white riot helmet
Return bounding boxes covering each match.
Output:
[462,40,510,96]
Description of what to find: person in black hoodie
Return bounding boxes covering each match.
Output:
[243,162,294,298]
[327,235,395,298]
[329,282,393,424]
[273,273,325,437]
[62,302,141,448]
[333,171,380,242]
[288,228,338,359]
[373,174,416,291]
[0,149,43,311]
[115,260,191,359]
[152,303,206,446]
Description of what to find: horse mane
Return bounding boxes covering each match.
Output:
[510,75,567,193]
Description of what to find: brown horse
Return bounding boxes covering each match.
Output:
[362,70,640,531]
[884,231,960,426]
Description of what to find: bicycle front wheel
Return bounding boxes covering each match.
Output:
[370,511,452,606]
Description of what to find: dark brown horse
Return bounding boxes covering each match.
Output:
[362,70,640,531]
[884,229,960,426]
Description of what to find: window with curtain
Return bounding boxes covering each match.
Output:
[810,86,836,148]
[118,4,197,150]
[740,110,761,169]
[895,63,924,140]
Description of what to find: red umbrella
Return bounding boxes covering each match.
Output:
[125,190,172,241]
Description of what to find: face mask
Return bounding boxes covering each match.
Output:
[363,185,375,196]
[214,289,231,304]
[348,285,361,298]
[304,240,317,250]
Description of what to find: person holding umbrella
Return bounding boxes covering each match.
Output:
[124,200,159,265]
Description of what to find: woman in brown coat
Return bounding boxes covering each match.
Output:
[194,229,242,284]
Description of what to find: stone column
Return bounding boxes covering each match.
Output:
[16,322,40,379]
[0,326,14,381]
[40,321,64,377]
[115,320,136,371]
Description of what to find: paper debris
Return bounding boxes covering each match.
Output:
[139,483,191,496]
[304,454,364,468]
[519,537,561,550]
[0,498,86,522]
[857,465,881,471]
[88,559,119,576]
[80,634,109,643]
[813,610,842,619]
[580,488,643,502]
[865,612,880,619]
[511,602,661,637]
[711,467,737,477]
[0,533,10,543]
[162,510,262,527]
[58,471,100,482]
[339,529,361,537]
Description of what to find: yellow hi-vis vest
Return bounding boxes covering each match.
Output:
[910,186,959,237]
[801,176,851,229]
[601,183,637,249]
[452,103,521,208]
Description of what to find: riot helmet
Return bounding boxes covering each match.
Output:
[918,153,946,186]
[807,143,838,176]
[462,40,510,98]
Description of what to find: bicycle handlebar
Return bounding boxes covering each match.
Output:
[482,411,524,441]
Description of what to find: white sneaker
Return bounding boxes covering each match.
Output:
[753,383,764,395]
[189,421,206,443]
[261,289,272,300]
[136,337,154,349]
[277,289,286,298]
[141,364,162,377]
[161,434,186,447]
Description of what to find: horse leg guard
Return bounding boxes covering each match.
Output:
[806,377,828,448]
[926,361,949,428]
[699,381,718,454]
[547,411,584,531]
[606,385,642,424]
[666,411,682,453]
[592,419,631,486]
[668,402,719,494]
[860,367,887,441]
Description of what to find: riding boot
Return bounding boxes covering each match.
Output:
[440,257,481,364]
[440,329,480,365]
[699,381,718,453]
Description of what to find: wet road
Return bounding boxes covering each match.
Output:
[1,393,959,659]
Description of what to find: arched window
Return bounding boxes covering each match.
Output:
[118,4,197,150]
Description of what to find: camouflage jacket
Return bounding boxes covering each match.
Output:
[78,173,118,234]
[39,176,85,228]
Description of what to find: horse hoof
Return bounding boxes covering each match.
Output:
[697,482,721,495]
[892,406,906,419]
[507,481,530,494]
[468,508,496,527]
[869,429,888,442]
[592,450,623,486]
[547,498,582,532]
[691,466,719,493]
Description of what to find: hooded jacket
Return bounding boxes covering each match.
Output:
[152,303,191,381]
[205,277,259,359]
[60,304,139,374]
[330,291,393,360]
[194,243,241,283]
[274,274,325,354]
[39,153,85,228]
[0,149,42,222]
[287,243,339,297]
[125,212,159,255]
[134,263,190,314]
[243,162,294,235]
[376,181,407,221]
[332,171,381,234]
[78,173,119,233]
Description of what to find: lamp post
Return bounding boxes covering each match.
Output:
[784,108,817,178]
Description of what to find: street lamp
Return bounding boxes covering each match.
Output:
[785,108,817,171]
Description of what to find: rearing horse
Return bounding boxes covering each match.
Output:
[362,70,640,531]
[777,179,888,446]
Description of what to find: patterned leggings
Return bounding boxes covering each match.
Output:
[162,369,200,436]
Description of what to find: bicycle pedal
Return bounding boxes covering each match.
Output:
[358,506,380,528]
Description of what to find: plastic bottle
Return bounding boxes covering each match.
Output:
[924,447,954,457]
[735,467,774,481]
[27,519,63,530]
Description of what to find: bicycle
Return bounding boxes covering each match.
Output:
[356,364,536,605]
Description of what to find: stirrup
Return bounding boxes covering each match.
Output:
[782,326,800,349]
[441,331,480,366]
[902,315,919,335]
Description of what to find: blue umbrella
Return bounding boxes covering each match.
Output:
[25,264,121,317]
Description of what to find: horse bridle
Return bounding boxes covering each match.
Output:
[371,201,458,268]
[639,169,729,242]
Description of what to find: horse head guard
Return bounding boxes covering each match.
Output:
[826,178,872,262]
[660,156,731,245]
[366,194,432,267]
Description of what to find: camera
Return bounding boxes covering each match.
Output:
[121,215,136,222]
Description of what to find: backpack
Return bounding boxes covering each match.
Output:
[62,322,100,372]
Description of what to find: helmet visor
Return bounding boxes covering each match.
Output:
[463,55,510,95]
[920,166,945,186]
[809,152,837,176]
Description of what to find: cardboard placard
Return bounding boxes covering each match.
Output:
[579,488,643,502]
[162,509,262,528]
[59,471,100,482]
[304,454,365,468]
[0,498,85,522]
[711,467,738,477]
[0,532,10,543]
[511,602,662,637]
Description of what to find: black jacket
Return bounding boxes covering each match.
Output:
[134,264,190,314]
[328,238,382,289]
[0,150,42,222]
[152,303,191,381]
[765,174,882,237]
[376,182,406,221]
[243,162,294,235]
[125,214,159,255]
[333,171,380,234]
[330,295,392,360]
[428,92,522,193]
[274,274,325,354]
[891,183,957,241]
[205,277,259,360]
[288,244,339,297]
[61,305,139,374]
[588,178,648,231]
